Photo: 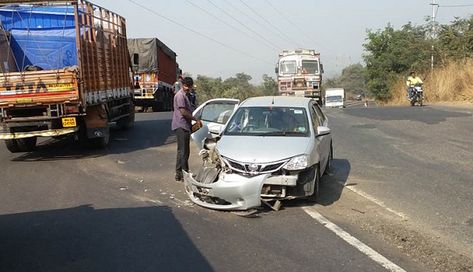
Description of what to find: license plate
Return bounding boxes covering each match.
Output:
[62,117,77,128]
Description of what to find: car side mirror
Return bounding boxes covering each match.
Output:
[275,66,279,74]
[316,126,330,137]
[209,125,223,136]
[320,64,324,74]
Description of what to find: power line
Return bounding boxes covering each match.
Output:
[440,4,473,7]
[237,0,303,48]
[221,0,291,47]
[207,0,280,50]
[264,0,326,50]
[183,0,275,50]
[127,0,273,65]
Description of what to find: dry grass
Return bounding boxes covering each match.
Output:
[389,60,473,105]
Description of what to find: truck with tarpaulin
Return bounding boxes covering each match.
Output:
[275,49,324,104]
[0,0,134,152]
[127,38,177,112]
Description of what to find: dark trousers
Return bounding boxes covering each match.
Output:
[175,128,190,178]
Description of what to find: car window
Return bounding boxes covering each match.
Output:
[225,106,310,137]
[309,105,321,127]
[312,103,326,125]
[201,103,236,124]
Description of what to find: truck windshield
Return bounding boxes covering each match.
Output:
[279,61,296,75]
[326,95,343,102]
[302,60,319,74]
[224,106,309,137]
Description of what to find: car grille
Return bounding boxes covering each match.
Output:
[223,157,288,175]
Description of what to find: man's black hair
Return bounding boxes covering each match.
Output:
[182,77,194,87]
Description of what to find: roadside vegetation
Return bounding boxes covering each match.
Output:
[191,73,278,104]
[364,15,473,103]
[326,15,473,104]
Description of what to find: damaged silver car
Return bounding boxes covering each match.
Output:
[184,96,333,211]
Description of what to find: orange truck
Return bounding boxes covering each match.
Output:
[128,38,178,112]
[0,0,134,152]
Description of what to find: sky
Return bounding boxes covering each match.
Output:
[94,0,473,82]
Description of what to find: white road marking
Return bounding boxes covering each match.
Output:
[336,181,408,219]
[302,206,407,272]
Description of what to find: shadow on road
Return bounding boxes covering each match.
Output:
[343,106,471,125]
[318,159,351,206]
[0,205,213,272]
[10,117,175,162]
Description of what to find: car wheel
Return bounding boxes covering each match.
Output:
[308,164,320,203]
[324,142,333,176]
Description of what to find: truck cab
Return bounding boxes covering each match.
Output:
[276,49,323,103]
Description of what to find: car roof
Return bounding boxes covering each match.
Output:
[239,96,312,108]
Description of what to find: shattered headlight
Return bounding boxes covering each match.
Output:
[283,155,309,171]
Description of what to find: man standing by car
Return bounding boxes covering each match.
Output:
[172,77,199,182]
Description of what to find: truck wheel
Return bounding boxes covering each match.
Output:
[17,137,37,152]
[89,127,110,148]
[5,139,21,153]
[117,111,135,130]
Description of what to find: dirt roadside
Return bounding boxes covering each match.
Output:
[315,177,473,272]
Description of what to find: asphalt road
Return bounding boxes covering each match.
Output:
[0,104,471,272]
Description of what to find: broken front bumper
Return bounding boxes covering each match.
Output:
[183,171,270,210]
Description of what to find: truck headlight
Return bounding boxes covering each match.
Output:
[283,155,309,171]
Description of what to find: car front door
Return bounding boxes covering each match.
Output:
[310,102,331,172]
[191,98,239,149]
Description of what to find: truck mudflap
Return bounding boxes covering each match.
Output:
[0,127,78,140]
[183,170,269,211]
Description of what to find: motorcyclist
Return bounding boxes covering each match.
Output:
[406,71,423,100]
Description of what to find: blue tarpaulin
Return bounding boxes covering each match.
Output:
[0,5,78,71]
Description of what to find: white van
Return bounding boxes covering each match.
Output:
[325,88,345,108]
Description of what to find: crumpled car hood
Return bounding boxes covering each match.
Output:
[217,135,311,163]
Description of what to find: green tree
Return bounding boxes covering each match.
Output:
[363,23,431,100]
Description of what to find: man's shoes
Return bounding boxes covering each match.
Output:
[175,174,183,182]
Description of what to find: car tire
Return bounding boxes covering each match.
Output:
[308,164,320,203]
[324,142,333,176]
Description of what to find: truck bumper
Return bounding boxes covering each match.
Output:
[0,127,78,140]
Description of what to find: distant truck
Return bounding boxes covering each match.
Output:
[276,49,324,104]
[127,38,177,112]
[0,0,134,152]
[325,88,345,108]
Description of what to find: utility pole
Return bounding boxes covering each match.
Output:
[430,0,439,71]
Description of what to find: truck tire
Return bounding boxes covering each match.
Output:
[5,139,21,153]
[117,111,135,130]
[5,137,37,153]
[17,137,37,152]
[88,127,110,149]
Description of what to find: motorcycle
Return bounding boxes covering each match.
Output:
[409,84,424,107]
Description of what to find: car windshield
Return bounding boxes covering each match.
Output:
[302,60,319,74]
[279,60,296,75]
[224,106,310,137]
[326,95,343,102]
